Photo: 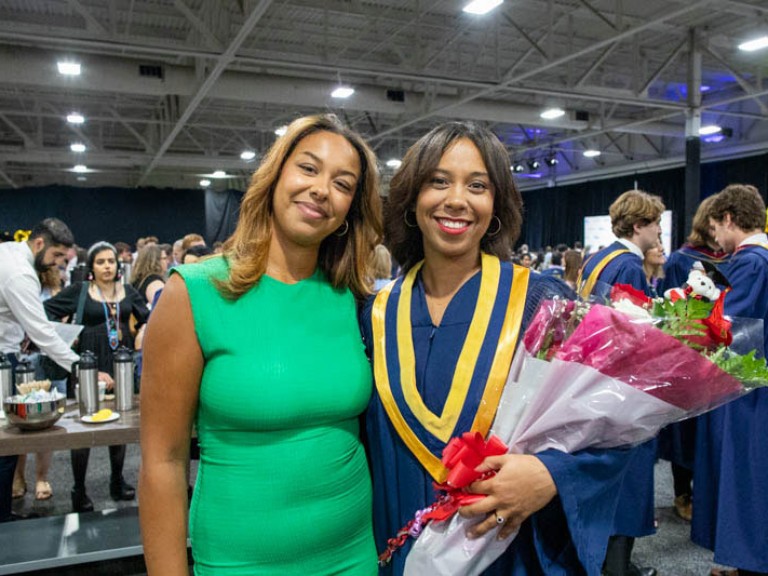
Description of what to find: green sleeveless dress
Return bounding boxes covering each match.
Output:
[175,257,377,575]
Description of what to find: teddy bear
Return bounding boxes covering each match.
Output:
[664,268,721,302]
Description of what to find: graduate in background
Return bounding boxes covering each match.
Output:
[693,184,768,576]
[657,196,730,524]
[577,190,665,576]
[363,122,632,575]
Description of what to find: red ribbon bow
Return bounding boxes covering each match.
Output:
[422,432,508,522]
[702,290,733,347]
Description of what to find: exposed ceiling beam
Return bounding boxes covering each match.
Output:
[137,0,274,186]
[637,37,687,95]
[0,113,35,148]
[368,0,717,141]
[0,168,18,188]
[173,0,224,51]
[703,45,768,115]
[501,13,549,60]
[576,0,618,30]
[574,41,619,88]
[66,0,109,36]
[106,108,153,152]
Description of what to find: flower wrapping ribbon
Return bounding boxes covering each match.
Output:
[378,432,508,566]
[422,432,508,522]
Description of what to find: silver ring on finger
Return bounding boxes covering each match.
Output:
[494,511,505,525]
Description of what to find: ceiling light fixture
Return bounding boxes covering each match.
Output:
[57,61,81,76]
[386,159,402,169]
[73,164,88,173]
[583,149,601,158]
[738,35,768,52]
[66,113,85,124]
[274,125,287,136]
[240,150,256,161]
[200,179,211,187]
[511,163,525,173]
[540,107,565,120]
[544,155,558,167]
[212,170,226,178]
[462,0,503,15]
[527,159,541,171]
[331,86,355,99]
[698,125,722,136]
[70,142,86,153]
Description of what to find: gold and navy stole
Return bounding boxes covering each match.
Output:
[371,253,529,483]
[736,242,768,258]
[576,244,630,299]
[679,244,730,265]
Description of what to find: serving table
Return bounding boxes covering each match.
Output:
[0,401,150,574]
[0,400,140,456]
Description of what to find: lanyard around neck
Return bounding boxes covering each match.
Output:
[95,283,121,350]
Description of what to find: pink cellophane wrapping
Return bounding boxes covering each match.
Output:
[404,302,748,576]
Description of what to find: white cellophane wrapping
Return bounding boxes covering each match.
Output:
[403,348,686,576]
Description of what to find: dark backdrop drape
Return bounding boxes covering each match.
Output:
[519,152,768,250]
[205,188,244,244]
[3,151,765,252]
[0,185,206,247]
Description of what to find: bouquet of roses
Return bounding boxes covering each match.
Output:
[400,282,768,576]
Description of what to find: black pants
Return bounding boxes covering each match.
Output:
[71,445,126,491]
[1,353,21,522]
[0,455,18,522]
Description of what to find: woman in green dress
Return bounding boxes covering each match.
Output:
[139,114,383,575]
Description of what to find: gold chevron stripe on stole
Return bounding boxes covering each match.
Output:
[470,264,529,435]
[371,254,529,482]
[577,249,629,299]
[397,253,500,443]
[371,281,446,480]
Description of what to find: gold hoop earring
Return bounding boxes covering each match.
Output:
[404,211,418,229]
[486,215,501,237]
[334,220,349,237]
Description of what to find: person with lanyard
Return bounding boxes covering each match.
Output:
[363,122,634,575]
[44,241,150,512]
[139,114,383,575]
[0,219,104,522]
[692,184,768,576]
[576,189,665,576]
[656,195,730,524]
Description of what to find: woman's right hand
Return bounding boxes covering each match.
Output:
[98,371,115,387]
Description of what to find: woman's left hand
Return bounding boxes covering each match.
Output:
[458,454,557,540]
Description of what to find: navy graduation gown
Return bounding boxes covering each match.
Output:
[657,246,731,470]
[692,244,768,572]
[579,240,656,538]
[579,241,649,297]
[363,261,632,575]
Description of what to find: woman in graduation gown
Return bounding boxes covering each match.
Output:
[657,196,730,523]
[362,122,633,576]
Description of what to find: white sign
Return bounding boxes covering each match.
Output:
[584,210,672,255]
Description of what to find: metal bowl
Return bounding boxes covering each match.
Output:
[3,396,67,431]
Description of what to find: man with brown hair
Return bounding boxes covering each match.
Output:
[693,184,768,576]
[578,189,665,576]
[578,190,664,299]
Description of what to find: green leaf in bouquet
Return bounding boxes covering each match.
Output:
[706,347,768,389]
[653,296,714,346]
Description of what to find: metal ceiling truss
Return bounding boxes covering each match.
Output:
[0,0,766,190]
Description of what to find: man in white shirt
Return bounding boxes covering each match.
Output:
[0,218,80,522]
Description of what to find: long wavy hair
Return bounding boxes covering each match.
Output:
[385,122,522,273]
[217,114,382,300]
[130,245,165,288]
